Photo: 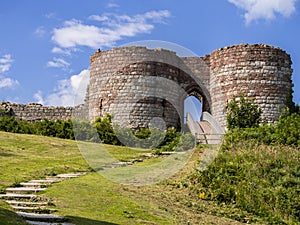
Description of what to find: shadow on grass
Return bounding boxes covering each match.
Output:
[0,152,16,157]
[67,216,119,225]
[0,208,28,225]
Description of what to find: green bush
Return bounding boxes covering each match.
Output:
[94,115,120,145]
[226,93,262,130]
[0,114,196,151]
[223,113,300,148]
[72,119,96,142]
[156,128,195,152]
[0,116,74,139]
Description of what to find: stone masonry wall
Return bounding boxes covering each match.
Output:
[209,44,293,127]
[0,102,73,121]
[0,102,88,122]
[89,46,211,129]
[0,44,293,130]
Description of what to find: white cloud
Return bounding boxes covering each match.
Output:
[35,69,90,106]
[228,0,297,25]
[45,12,56,19]
[51,47,73,56]
[33,90,44,105]
[0,77,19,89]
[106,2,119,8]
[47,57,70,69]
[0,54,19,89]
[0,54,13,73]
[34,26,46,37]
[88,15,110,22]
[51,10,171,49]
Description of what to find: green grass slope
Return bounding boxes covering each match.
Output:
[0,131,172,224]
[0,131,250,225]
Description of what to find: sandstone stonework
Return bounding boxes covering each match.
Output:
[0,44,293,129]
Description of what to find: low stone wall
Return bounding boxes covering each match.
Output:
[0,102,74,121]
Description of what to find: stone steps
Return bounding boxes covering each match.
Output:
[25,221,75,225]
[0,172,87,225]
[5,200,49,206]
[19,182,49,188]
[12,205,56,214]
[17,212,65,222]
[55,172,87,178]
[5,187,46,194]
[29,179,60,183]
[26,220,75,225]
[0,193,37,199]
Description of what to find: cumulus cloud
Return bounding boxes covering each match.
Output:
[47,57,70,69]
[88,15,110,22]
[51,10,171,49]
[34,69,90,106]
[0,54,19,89]
[51,47,72,55]
[33,90,44,105]
[0,54,13,73]
[228,0,297,25]
[0,77,19,89]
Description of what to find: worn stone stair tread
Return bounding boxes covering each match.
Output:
[20,182,47,187]
[56,173,86,178]
[17,212,65,221]
[6,187,46,192]
[25,220,75,225]
[12,205,49,211]
[5,200,48,206]
[0,193,37,199]
[28,179,60,183]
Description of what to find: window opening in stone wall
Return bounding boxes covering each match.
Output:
[184,96,202,123]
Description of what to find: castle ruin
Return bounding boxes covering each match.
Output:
[0,44,293,130]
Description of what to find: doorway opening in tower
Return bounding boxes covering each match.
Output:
[184,96,202,124]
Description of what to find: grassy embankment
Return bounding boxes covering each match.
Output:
[1,131,253,225]
[1,129,298,224]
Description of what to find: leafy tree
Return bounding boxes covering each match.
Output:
[226,93,262,130]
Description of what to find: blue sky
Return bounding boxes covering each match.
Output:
[0,0,299,107]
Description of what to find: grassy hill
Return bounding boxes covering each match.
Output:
[0,131,248,225]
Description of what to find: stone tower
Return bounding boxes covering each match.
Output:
[209,44,293,127]
[88,44,293,129]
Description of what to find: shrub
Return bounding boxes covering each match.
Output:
[0,114,196,151]
[222,113,300,148]
[226,93,262,130]
[189,144,300,224]
[94,115,119,145]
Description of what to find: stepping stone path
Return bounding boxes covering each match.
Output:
[0,172,87,225]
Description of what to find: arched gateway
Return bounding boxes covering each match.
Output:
[1,44,292,133]
[88,44,293,131]
[88,46,211,130]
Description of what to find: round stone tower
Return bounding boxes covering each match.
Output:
[209,44,293,127]
[89,46,211,129]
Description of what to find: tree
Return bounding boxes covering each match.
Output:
[226,93,262,130]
